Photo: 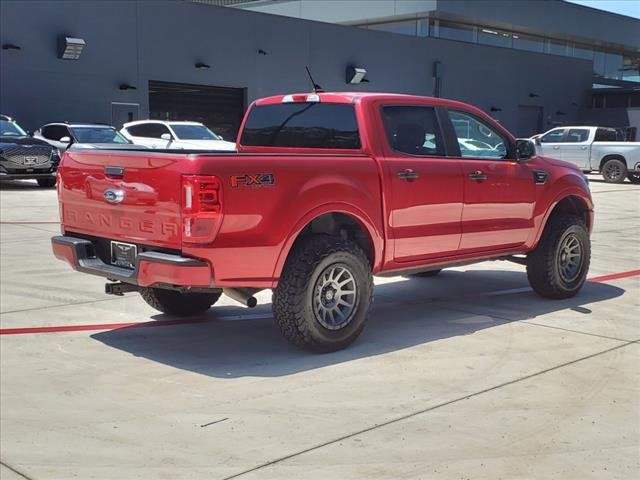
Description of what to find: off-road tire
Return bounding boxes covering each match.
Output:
[601,158,627,183]
[272,235,373,352]
[410,269,442,277]
[627,172,640,184]
[37,177,56,188]
[140,287,221,316]
[526,214,590,299]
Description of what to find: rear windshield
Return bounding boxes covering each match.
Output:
[240,102,361,149]
[71,127,130,144]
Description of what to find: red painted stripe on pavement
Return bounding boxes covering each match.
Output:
[588,269,640,283]
[0,221,60,224]
[1,269,638,336]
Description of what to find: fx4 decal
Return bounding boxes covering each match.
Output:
[231,173,275,188]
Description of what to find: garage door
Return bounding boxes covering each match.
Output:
[148,81,245,141]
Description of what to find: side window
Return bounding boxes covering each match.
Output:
[594,128,617,142]
[447,110,508,159]
[565,129,589,143]
[127,123,169,139]
[42,125,68,141]
[540,128,566,143]
[381,106,444,156]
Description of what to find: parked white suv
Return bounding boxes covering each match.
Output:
[120,120,236,151]
[533,126,640,184]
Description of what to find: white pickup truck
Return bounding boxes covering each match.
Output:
[533,126,640,184]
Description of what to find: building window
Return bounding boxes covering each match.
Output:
[478,28,512,48]
[512,33,544,53]
[604,52,623,80]
[548,40,569,56]
[622,56,640,83]
[437,21,475,43]
[573,45,593,60]
[593,50,606,76]
[368,20,417,36]
[417,18,429,37]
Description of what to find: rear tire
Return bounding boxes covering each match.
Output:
[140,288,221,316]
[601,158,627,183]
[272,235,373,352]
[526,214,590,299]
[628,172,640,184]
[37,177,56,188]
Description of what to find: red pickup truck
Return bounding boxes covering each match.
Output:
[52,92,593,352]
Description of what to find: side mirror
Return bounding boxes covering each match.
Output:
[534,136,541,146]
[160,133,172,141]
[515,139,536,163]
[59,136,71,144]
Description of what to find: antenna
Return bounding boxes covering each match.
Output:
[305,66,323,93]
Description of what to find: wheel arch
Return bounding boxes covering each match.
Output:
[599,154,627,171]
[273,204,383,282]
[532,192,593,249]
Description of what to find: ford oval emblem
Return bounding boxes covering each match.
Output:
[103,189,125,204]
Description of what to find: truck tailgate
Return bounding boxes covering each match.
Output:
[58,150,185,249]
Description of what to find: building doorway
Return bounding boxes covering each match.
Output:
[148,81,245,141]
[516,105,543,137]
[111,102,139,129]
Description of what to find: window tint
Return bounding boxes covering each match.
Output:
[169,124,220,140]
[42,125,70,141]
[565,129,590,143]
[381,106,444,156]
[240,103,360,149]
[447,110,508,159]
[594,128,618,142]
[127,123,170,139]
[540,129,565,143]
[70,127,130,144]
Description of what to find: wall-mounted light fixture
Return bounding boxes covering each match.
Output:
[257,49,268,55]
[556,110,566,116]
[2,43,21,51]
[529,92,540,98]
[58,36,85,60]
[195,62,211,69]
[346,65,369,84]
[490,106,502,112]
[119,83,137,90]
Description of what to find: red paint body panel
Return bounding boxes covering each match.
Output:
[54,92,593,289]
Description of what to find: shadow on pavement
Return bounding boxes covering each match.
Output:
[92,269,624,378]
[0,180,44,190]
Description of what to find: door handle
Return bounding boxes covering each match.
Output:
[397,169,419,181]
[580,146,587,150]
[553,146,560,149]
[468,170,488,181]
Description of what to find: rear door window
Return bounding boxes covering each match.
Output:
[565,129,590,143]
[380,106,444,156]
[42,125,70,141]
[240,103,360,149]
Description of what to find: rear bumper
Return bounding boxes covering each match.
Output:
[51,235,213,288]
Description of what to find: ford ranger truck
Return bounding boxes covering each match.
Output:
[52,92,594,352]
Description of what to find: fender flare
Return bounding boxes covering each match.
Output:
[530,187,593,248]
[272,202,384,281]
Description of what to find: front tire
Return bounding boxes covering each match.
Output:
[628,172,640,184]
[526,214,590,299]
[272,235,373,352]
[37,177,56,188]
[140,288,221,316]
[601,158,627,183]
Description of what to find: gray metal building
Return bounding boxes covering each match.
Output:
[1,0,638,138]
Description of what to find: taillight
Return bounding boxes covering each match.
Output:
[182,175,223,244]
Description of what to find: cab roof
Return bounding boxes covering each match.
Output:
[254,91,471,109]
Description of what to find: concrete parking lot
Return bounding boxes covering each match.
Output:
[1,176,638,480]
